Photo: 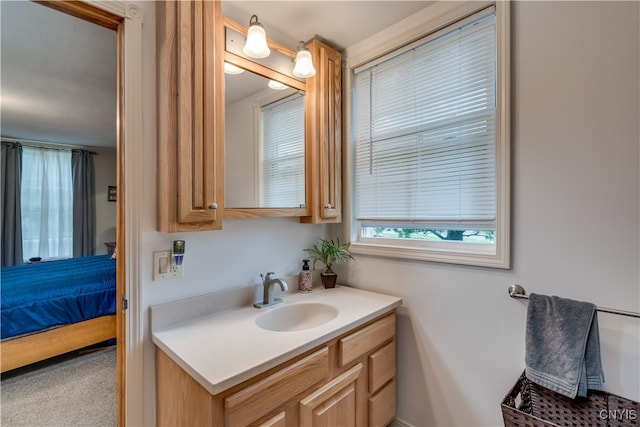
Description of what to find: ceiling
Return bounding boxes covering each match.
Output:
[0,0,430,148]
[0,0,117,148]
[220,1,431,53]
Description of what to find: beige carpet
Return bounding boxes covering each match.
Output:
[1,346,116,427]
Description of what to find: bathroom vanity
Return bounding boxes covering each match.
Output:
[151,285,401,426]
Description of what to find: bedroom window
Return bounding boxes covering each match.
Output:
[349,4,510,268]
[21,146,73,261]
[260,93,305,207]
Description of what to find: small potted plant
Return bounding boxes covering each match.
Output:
[304,237,354,288]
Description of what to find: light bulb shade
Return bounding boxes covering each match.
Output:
[293,49,316,78]
[268,80,288,90]
[224,62,244,74]
[243,16,270,59]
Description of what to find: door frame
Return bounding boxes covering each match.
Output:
[34,1,144,425]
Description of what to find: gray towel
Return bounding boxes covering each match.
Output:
[525,293,604,398]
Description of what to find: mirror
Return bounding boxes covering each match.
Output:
[224,69,305,209]
[223,20,309,216]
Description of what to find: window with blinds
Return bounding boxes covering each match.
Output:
[353,7,497,246]
[21,146,73,261]
[261,93,305,207]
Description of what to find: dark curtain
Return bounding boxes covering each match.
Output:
[72,150,96,257]
[1,141,24,266]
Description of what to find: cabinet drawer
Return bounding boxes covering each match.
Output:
[225,347,329,426]
[369,341,395,393]
[368,379,396,427]
[339,314,395,367]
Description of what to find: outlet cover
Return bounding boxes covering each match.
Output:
[153,250,184,281]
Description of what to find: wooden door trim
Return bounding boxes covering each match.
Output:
[33,0,121,30]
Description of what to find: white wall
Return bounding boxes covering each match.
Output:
[94,147,116,254]
[342,2,640,426]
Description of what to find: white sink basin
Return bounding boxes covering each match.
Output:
[255,302,339,332]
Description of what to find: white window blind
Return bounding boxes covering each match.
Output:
[261,93,305,207]
[21,146,73,260]
[354,9,497,230]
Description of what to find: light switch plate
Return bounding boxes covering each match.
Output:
[153,250,184,281]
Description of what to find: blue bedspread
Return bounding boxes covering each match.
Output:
[1,255,116,340]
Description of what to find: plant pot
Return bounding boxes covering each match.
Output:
[320,272,338,289]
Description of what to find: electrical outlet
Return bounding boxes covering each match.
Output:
[153,250,184,281]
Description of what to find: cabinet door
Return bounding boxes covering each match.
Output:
[302,39,342,224]
[157,0,224,232]
[299,363,363,427]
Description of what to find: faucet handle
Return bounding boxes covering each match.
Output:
[262,272,275,283]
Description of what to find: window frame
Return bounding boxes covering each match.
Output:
[344,1,510,269]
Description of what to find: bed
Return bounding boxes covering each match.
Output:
[1,254,117,372]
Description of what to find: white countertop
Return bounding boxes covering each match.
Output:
[151,285,402,395]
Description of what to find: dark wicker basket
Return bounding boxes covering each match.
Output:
[502,372,639,427]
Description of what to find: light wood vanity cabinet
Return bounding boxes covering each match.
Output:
[156,312,396,427]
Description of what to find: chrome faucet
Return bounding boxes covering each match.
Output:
[254,272,289,309]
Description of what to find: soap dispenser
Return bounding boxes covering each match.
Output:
[299,259,312,293]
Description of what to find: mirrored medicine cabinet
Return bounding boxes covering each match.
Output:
[156,1,342,232]
[223,20,309,217]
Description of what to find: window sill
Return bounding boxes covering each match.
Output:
[350,240,510,269]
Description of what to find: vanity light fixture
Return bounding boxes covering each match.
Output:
[224,62,244,74]
[292,41,316,78]
[268,80,288,90]
[243,15,270,59]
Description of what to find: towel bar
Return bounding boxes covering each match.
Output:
[508,284,640,319]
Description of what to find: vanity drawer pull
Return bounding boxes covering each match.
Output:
[225,347,329,426]
[339,313,395,367]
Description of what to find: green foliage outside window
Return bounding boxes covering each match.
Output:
[372,228,494,243]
